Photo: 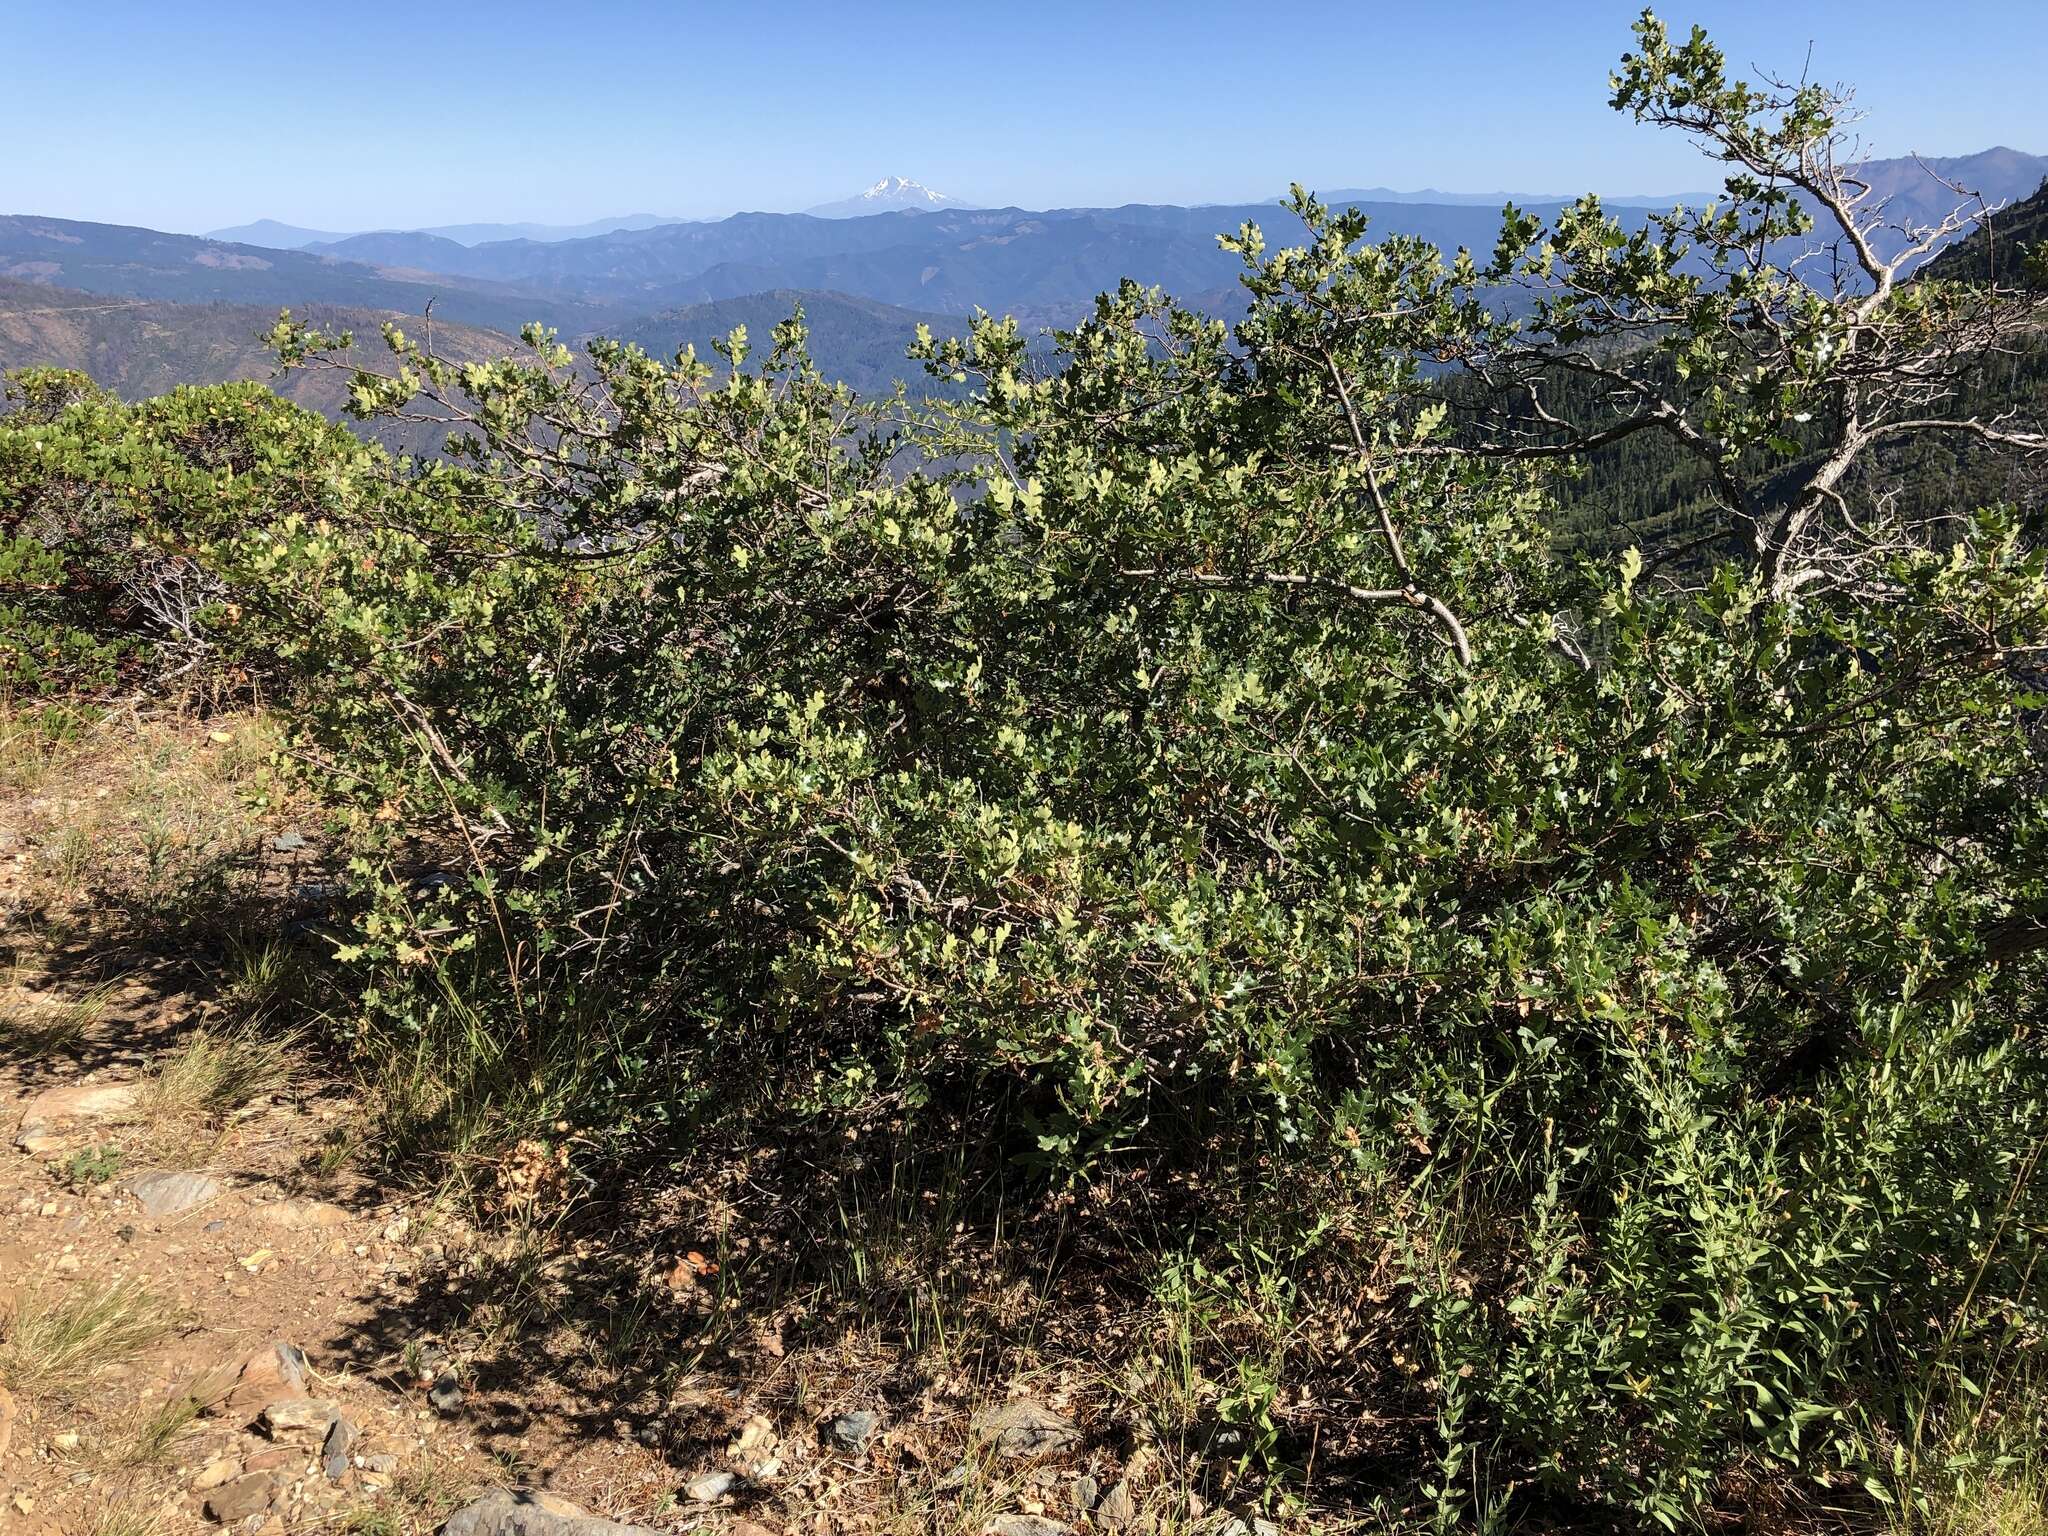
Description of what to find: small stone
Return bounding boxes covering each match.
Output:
[685,1471,735,1503]
[824,1409,877,1452]
[983,1519,1068,1536]
[322,1416,356,1480]
[204,1472,280,1524]
[427,1371,463,1414]
[130,1169,225,1220]
[382,1215,411,1243]
[1094,1482,1137,1530]
[259,1398,339,1442]
[270,831,307,852]
[971,1399,1080,1460]
[730,1413,776,1464]
[244,1448,298,1472]
[194,1457,241,1491]
[1215,1521,1280,1536]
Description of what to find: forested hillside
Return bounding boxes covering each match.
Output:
[0,280,520,449]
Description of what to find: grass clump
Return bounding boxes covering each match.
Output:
[0,1277,177,1403]
[340,1454,473,1536]
[142,1020,296,1123]
[0,987,107,1060]
[84,1504,167,1536]
[0,701,100,792]
[119,1390,202,1468]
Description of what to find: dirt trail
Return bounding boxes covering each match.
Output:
[0,717,683,1536]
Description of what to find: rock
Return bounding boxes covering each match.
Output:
[130,1169,224,1219]
[824,1409,877,1452]
[971,1399,1080,1460]
[19,1082,138,1125]
[984,1519,1068,1536]
[269,831,307,852]
[259,1398,338,1442]
[243,1447,298,1472]
[204,1472,281,1523]
[730,1413,776,1466]
[193,1457,241,1491]
[258,1198,350,1230]
[382,1214,411,1243]
[684,1471,734,1503]
[1094,1482,1137,1530]
[440,1488,663,1536]
[428,1371,463,1414]
[185,1341,310,1419]
[322,1416,356,1480]
[13,1124,63,1155]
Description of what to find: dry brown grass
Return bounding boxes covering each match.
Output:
[141,1019,297,1122]
[0,1276,178,1404]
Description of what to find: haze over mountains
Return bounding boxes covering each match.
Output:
[205,213,696,251]
[6,150,2043,427]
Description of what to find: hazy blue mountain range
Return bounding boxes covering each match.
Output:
[0,214,607,336]
[207,213,692,250]
[7,148,2040,429]
[1310,186,1716,208]
[181,149,2045,320]
[265,199,1541,323]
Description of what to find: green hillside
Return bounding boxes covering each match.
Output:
[604,289,967,394]
[0,279,521,451]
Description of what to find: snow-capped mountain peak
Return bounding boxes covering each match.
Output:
[805,177,967,218]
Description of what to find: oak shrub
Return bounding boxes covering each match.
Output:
[5,17,2046,1528]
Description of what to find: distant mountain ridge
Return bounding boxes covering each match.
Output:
[0,277,520,452]
[0,214,604,336]
[208,213,692,250]
[8,145,2040,427]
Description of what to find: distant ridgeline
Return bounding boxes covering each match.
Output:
[3,155,2044,514]
[4,148,2041,406]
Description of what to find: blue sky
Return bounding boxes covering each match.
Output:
[9,0,2045,233]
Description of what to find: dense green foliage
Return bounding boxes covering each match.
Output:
[5,17,2046,1530]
